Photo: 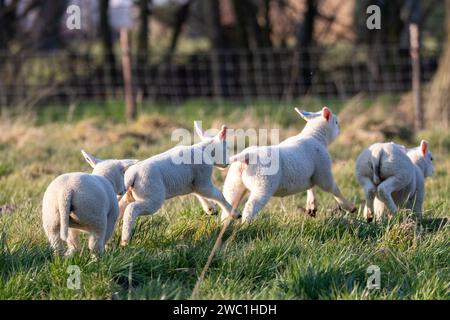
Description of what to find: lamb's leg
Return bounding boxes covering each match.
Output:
[410,186,424,221]
[241,191,272,223]
[373,197,385,221]
[305,188,317,217]
[222,162,248,216]
[358,176,377,222]
[316,173,356,212]
[65,229,81,256]
[196,184,240,222]
[43,223,64,255]
[48,233,64,256]
[195,194,218,215]
[377,177,405,216]
[121,199,164,246]
[104,208,119,247]
[118,193,134,221]
[88,230,106,257]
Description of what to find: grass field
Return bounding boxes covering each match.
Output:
[0,99,449,299]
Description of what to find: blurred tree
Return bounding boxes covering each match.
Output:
[165,0,192,60]
[354,0,404,45]
[285,0,317,99]
[426,0,450,128]
[231,0,271,49]
[0,0,18,52]
[137,0,152,96]
[202,0,228,98]
[100,0,118,89]
[354,0,405,88]
[33,0,66,50]
[297,0,317,91]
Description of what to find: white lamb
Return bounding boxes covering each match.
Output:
[222,106,356,223]
[355,140,433,222]
[42,150,138,256]
[119,123,239,246]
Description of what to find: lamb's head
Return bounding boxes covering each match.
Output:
[81,150,139,195]
[295,106,340,144]
[194,122,229,168]
[406,140,434,178]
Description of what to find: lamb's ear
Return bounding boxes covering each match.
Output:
[420,140,428,155]
[194,121,204,139]
[81,149,101,168]
[218,125,227,140]
[322,106,331,121]
[121,159,139,171]
[295,107,315,122]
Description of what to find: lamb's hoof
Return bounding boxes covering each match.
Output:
[306,208,317,217]
[366,216,373,223]
[90,254,99,262]
[349,206,357,213]
[208,207,219,216]
[231,209,242,219]
[64,250,74,257]
[120,241,128,247]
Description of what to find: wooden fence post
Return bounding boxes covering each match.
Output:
[120,28,136,121]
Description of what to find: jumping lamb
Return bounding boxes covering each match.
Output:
[222,106,356,223]
[42,150,138,256]
[355,140,433,222]
[119,123,239,246]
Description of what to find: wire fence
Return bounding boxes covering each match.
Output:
[0,44,441,107]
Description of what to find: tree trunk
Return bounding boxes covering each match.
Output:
[262,0,273,48]
[300,0,317,94]
[203,0,227,99]
[425,0,450,128]
[165,0,192,61]
[34,0,66,50]
[231,0,250,49]
[100,0,118,91]
[137,0,151,96]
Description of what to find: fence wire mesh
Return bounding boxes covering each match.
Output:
[0,44,441,107]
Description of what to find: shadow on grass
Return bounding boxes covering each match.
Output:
[420,217,449,232]
[0,243,51,281]
[284,265,367,299]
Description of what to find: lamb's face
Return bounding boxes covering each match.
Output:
[81,150,138,195]
[295,106,340,144]
[407,140,434,178]
[424,151,434,177]
[327,114,340,142]
[419,140,434,178]
[195,122,229,167]
[92,160,128,195]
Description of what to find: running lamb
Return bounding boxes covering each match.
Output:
[119,123,239,246]
[222,106,356,223]
[42,150,138,256]
[355,140,433,222]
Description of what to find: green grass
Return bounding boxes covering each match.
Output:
[0,99,449,299]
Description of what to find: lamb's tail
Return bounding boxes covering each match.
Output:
[124,169,136,191]
[371,149,384,186]
[58,191,72,241]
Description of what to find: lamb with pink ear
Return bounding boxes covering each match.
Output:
[222,106,356,223]
[355,140,434,222]
[119,122,239,246]
[42,150,138,257]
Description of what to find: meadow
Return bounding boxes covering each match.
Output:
[0,98,449,299]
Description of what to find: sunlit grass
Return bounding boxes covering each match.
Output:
[0,99,448,299]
